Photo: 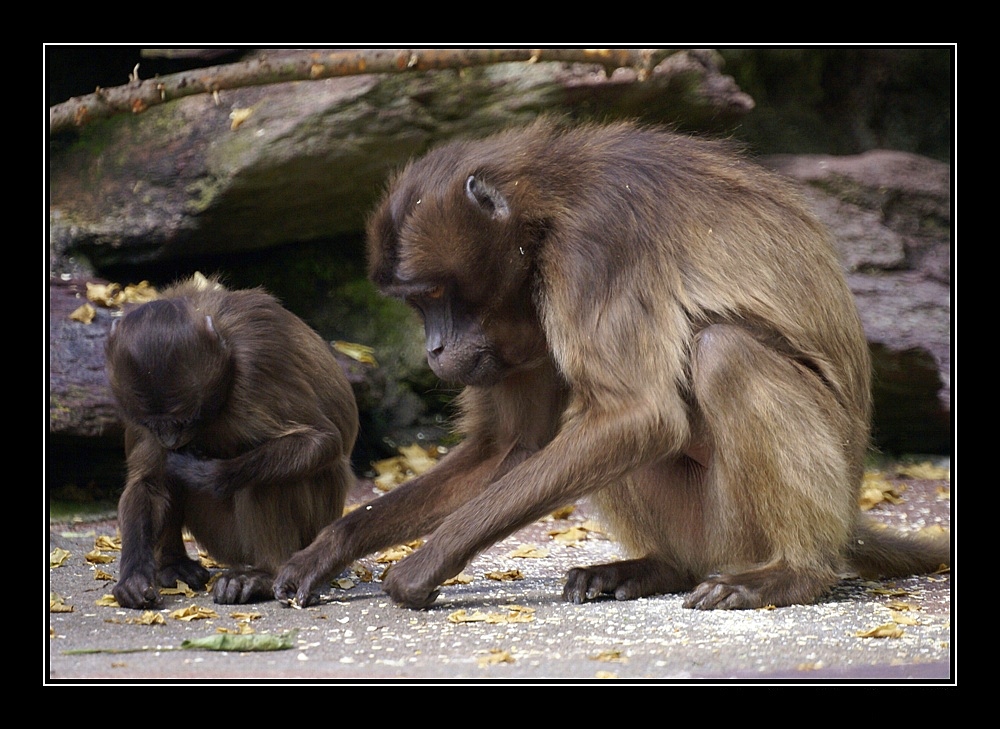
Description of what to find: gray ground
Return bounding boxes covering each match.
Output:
[47,469,952,685]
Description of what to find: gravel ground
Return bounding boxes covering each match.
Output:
[47,466,952,685]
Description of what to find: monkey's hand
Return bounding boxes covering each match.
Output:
[113,569,161,610]
[273,538,346,608]
[165,451,228,498]
[158,556,211,592]
[381,547,450,609]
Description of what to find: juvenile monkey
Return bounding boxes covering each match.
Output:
[275,118,950,610]
[106,275,357,608]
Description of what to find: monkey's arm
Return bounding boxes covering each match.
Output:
[167,422,346,498]
[113,435,178,608]
[382,400,685,608]
[274,439,524,607]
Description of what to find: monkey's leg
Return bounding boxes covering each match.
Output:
[563,459,707,603]
[683,324,855,610]
[274,440,516,607]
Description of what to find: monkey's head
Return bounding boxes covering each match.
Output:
[367,140,551,387]
[106,298,234,450]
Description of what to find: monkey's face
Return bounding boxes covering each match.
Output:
[368,164,548,387]
[106,299,233,450]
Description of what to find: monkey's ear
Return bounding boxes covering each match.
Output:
[203,315,225,345]
[465,175,511,220]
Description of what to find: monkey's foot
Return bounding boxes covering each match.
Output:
[158,557,210,592]
[684,563,837,610]
[213,568,275,604]
[563,558,694,603]
[113,571,161,609]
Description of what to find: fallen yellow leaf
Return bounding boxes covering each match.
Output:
[127,611,165,625]
[50,548,71,568]
[333,340,379,366]
[70,303,96,323]
[856,623,904,638]
[85,549,114,564]
[49,593,73,613]
[170,604,219,621]
[95,535,121,551]
[478,649,515,667]
[160,581,197,597]
[895,462,950,481]
[484,569,524,581]
[507,544,549,559]
[590,649,627,663]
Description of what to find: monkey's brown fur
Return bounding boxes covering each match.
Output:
[106,276,357,608]
[275,118,949,610]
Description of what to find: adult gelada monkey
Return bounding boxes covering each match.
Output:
[275,118,950,610]
[106,275,357,608]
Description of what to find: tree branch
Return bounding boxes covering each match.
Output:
[49,48,678,136]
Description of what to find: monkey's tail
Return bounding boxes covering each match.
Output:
[845,518,950,580]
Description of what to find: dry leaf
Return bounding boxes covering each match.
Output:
[50,548,71,568]
[868,586,910,597]
[85,549,114,564]
[594,671,618,679]
[484,569,524,581]
[96,594,119,607]
[448,609,490,623]
[85,282,121,306]
[333,340,378,366]
[94,569,114,581]
[886,600,919,611]
[121,281,159,303]
[856,623,904,638]
[230,611,262,622]
[507,544,549,559]
[443,573,474,585]
[50,593,74,613]
[332,578,356,589]
[550,505,576,520]
[70,303,96,323]
[478,649,515,667]
[375,542,420,563]
[170,604,219,621]
[160,581,197,597]
[549,525,590,544]
[590,649,627,663]
[95,535,121,551]
[895,462,950,481]
[371,445,439,490]
[229,107,253,130]
[217,623,255,634]
[351,564,374,582]
[127,611,165,625]
[890,611,920,626]
[859,473,906,510]
[485,605,535,624]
